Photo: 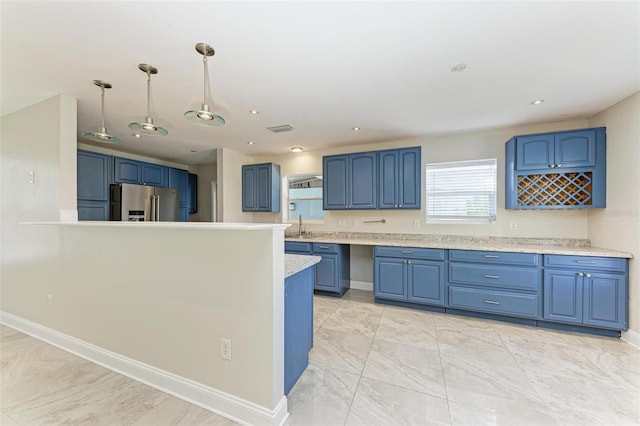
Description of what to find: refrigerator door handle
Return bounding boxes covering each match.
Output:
[150,195,157,222]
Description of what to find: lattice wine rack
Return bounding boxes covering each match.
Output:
[516,172,593,207]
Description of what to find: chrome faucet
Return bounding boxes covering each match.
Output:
[298,214,305,237]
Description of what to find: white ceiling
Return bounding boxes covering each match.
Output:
[2,1,639,165]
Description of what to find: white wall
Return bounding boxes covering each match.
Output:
[251,118,591,239]
[1,97,287,422]
[587,91,640,336]
[216,147,253,223]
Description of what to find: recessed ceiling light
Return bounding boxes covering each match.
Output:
[531,99,544,105]
[133,133,141,138]
[247,141,255,145]
[291,146,303,153]
[352,127,361,131]
[249,110,260,115]
[451,63,467,72]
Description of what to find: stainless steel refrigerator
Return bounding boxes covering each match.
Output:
[110,183,179,221]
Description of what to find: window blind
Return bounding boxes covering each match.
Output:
[426,158,497,223]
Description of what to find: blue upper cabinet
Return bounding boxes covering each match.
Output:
[142,163,167,187]
[516,130,596,171]
[506,127,606,209]
[323,152,377,210]
[114,158,168,187]
[242,163,281,212]
[168,168,189,208]
[114,158,142,184]
[78,150,110,201]
[378,147,421,209]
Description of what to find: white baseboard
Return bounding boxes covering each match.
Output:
[0,312,288,426]
[621,329,640,350]
[350,280,373,292]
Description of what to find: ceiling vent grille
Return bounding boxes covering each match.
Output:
[267,124,294,133]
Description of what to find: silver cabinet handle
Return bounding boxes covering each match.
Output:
[407,260,412,264]
[401,250,413,254]
[576,260,595,264]
[586,273,592,278]
[484,300,500,305]
[484,274,500,279]
[318,245,330,249]
[549,164,556,168]
[556,164,562,167]
[395,205,398,208]
[399,205,402,208]
[578,272,584,277]
[484,255,500,259]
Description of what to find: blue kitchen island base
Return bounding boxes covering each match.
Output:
[284,266,314,395]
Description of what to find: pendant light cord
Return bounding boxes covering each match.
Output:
[146,71,152,118]
[203,56,210,106]
[100,86,106,129]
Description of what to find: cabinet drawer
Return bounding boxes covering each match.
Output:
[285,241,312,254]
[449,263,539,291]
[312,243,339,254]
[544,255,626,272]
[449,286,539,318]
[374,246,445,261]
[449,250,540,266]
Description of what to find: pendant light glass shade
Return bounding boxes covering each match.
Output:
[184,43,225,126]
[129,64,168,136]
[82,80,121,143]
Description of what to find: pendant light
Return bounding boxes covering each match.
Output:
[184,43,225,126]
[128,64,168,136]
[82,80,121,143]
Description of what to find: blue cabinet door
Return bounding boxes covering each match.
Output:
[399,147,421,209]
[323,155,349,209]
[408,260,444,305]
[256,164,271,211]
[168,168,189,222]
[188,173,197,213]
[77,151,110,201]
[77,200,109,221]
[349,152,377,209]
[142,163,167,187]
[242,165,257,211]
[378,150,399,209]
[516,134,554,170]
[315,254,339,292]
[583,272,626,329]
[114,158,142,183]
[555,130,596,168]
[374,257,406,301]
[543,270,582,324]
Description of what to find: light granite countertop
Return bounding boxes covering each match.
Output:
[285,254,322,278]
[285,232,633,258]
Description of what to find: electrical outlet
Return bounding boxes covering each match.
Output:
[47,294,54,309]
[413,219,420,228]
[510,222,518,230]
[220,338,232,360]
[28,171,35,184]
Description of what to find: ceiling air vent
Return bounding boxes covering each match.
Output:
[267,124,294,133]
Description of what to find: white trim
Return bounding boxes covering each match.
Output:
[0,312,288,426]
[621,329,640,350]
[350,280,373,291]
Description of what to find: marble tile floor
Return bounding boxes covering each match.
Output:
[2,289,639,425]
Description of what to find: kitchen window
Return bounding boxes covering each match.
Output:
[425,158,497,223]
[286,174,324,222]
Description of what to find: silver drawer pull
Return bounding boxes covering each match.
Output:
[401,250,414,254]
[484,255,500,259]
[576,260,596,264]
[483,274,500,279]
[318,245,330,249]
[483,300,500,305]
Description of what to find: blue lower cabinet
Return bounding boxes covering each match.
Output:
[284,267,314,394]
[448,286,539,319]
[374,246,445,307]
[77,200,109,221]
[312,243,350,296]
[543,255,628,330]
[315,254,339,292]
